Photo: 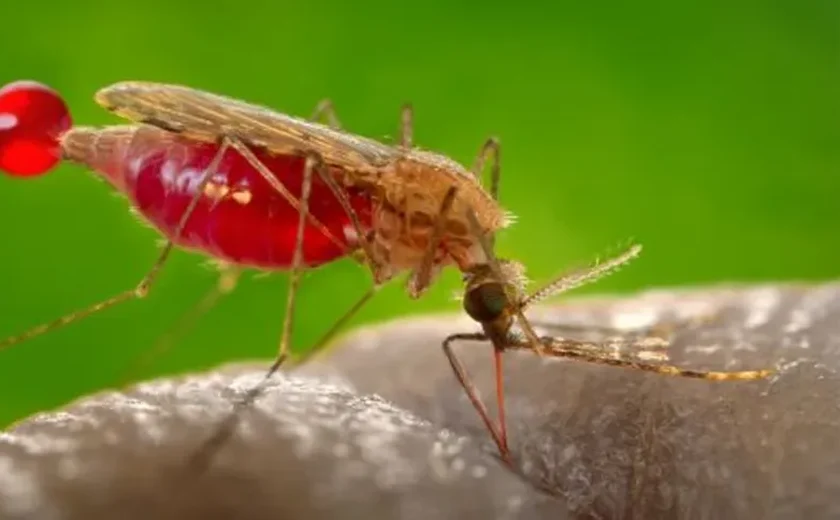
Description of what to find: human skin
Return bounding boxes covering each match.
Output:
[1,283,835,520]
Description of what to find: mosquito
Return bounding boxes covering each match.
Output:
[0,81,772,469]
[0,79,521,465]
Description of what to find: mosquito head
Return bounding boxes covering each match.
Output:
[0,81,72,178]
[461,264,508,324]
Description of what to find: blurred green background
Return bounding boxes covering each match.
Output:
[0,0,837,428]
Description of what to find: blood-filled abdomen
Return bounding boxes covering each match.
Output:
[61,125,373,270]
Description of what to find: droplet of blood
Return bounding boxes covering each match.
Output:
[0,81,72,177]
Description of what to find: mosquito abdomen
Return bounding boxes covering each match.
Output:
[61,125,373,270]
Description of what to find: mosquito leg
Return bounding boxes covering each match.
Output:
[182,139,384,473]
[442,332,511,462]
[187,150,319,473]
[206,139,381,354]
[116,267,241,388]
[399,103,414,148]
[274,152,317,365]
[298,156,386,342]
[407,186,458,298]
[307,158,379,272]
[229,135,384,286]
[507,336,773,381]
[310,99,342,129]
[292,157,386,360]
[0,139,232,351]
[311,99,380,268]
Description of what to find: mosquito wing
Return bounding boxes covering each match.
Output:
[94,81,398,173]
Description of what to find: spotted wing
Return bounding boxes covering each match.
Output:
[94,81,398,173]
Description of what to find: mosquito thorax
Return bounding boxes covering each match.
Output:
[0,81,72,177]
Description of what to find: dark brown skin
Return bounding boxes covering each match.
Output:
[1,283,817,520]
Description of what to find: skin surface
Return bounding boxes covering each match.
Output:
[1,282,836,520]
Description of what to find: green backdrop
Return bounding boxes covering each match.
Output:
[1,0,837,428]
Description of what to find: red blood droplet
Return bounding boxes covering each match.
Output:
[0,81,72,177]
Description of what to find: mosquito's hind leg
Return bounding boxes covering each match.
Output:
[0,139,234,351]
[310,99,342,130]
[442,332,511,463]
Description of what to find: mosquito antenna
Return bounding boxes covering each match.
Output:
[520,242,643,311]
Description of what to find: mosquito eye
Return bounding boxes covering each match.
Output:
[463,282,508,323]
